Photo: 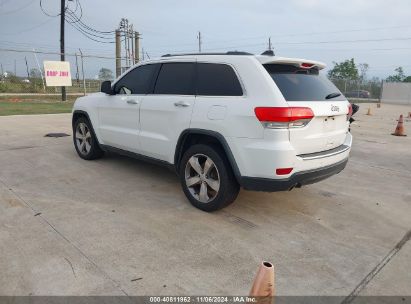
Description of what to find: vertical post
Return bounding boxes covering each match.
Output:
[115,29,121,77]
[0,63,3,76]
[32,48,46,92]
[131,30,135,65]
[25,57,30,78]
[75,52,80,84]
[198,31,202,52]
[79,48,86,96]
[134,31,140,63]
[60,0,66,101]
[268,37,272,50]
[379,80,384,103]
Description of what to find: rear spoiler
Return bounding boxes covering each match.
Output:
[256,56,326,70]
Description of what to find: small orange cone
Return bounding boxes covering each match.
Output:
[250,261,275,303]
[366,106,372,115]
[392,115,407,136]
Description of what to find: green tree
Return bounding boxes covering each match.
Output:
[327,58,359,80]
[5,71,20,83]
[403,76,411,83]
[386,67,405,82]
[98,68,114,81]
[358,63,369,82]
[29,68,42,79]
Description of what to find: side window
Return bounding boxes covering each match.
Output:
[114,64,159,95]
[196,63,243,96]
[153,63,195,95]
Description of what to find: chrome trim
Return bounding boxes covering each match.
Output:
[298,144,351,160]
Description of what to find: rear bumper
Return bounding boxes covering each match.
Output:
[239,157,348,192]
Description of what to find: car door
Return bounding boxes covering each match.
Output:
[98,64,159,153]
[139,61,196,162]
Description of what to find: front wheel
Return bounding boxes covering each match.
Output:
[73,116,103,160]
[179,144,239,212]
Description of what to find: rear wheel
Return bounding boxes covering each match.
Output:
[73,116,103,160]
[179,144,239,212]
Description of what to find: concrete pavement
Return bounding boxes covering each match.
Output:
[0,104,410,297]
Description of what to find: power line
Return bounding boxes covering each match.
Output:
[0,47,127,60]
[65,14,115,40]
[39,0,59,17]
[0,0,35,15]
[0,18,55,35]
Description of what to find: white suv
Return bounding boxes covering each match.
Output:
[72,52,352,211]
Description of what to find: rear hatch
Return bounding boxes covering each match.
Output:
[264,63,349,155]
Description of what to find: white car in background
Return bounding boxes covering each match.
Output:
[72,51,352,211]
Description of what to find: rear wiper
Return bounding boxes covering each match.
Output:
[325,92,341,99]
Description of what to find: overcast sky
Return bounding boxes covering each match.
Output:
[1,0,411,79]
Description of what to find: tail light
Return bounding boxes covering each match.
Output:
[254,107,314,129]
[347,103,353,121]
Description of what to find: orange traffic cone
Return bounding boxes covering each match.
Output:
[366,106,372,115]
[392,115,407,136]
[250,261,275,303]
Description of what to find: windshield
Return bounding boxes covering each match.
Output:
[264,64,345,102]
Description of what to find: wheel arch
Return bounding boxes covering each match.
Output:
[72,110,102,147]
[174,129,242,183]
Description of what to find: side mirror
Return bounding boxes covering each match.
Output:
[101,80,113,95]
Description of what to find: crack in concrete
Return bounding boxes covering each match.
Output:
[0,178,130,296]
[341,229,411,304]
[64,257,77,279]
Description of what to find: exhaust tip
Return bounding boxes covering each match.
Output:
[263,261,273,268]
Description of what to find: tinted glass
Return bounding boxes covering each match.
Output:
[197,63,243,96]
[154,63,195,95]
[114,64,158,95]
[264,64,345,101]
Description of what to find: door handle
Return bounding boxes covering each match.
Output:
[174,101,190,107]
[126,99,139,105]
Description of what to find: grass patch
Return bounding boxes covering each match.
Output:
[0,101,74,116]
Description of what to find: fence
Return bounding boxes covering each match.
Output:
[381,81,411,105]
[0,48,131,98]
[1,48,382,102]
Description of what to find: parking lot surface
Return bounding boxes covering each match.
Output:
[0,104,410,296]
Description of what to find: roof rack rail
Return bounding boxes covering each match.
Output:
[161,51,253,57]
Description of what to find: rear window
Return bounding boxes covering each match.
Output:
[154,63,195,95]
[196,63,243,96]
[264,64,345,101]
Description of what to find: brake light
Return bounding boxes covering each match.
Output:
[347,103,353,121]
[254,107,314,129]
[300,63,315,69]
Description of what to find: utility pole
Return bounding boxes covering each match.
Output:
[115,29,121,77]
[268,37,272,50]
[60,0,66,101]
[14,59,16,75]
[0,63,3,76]
[198,31,202,52]
[134,31,140,63]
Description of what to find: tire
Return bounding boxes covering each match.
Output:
[179,144,240,212]
[73,116,103,160]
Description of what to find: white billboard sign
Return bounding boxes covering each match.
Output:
[43,61,72,86]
